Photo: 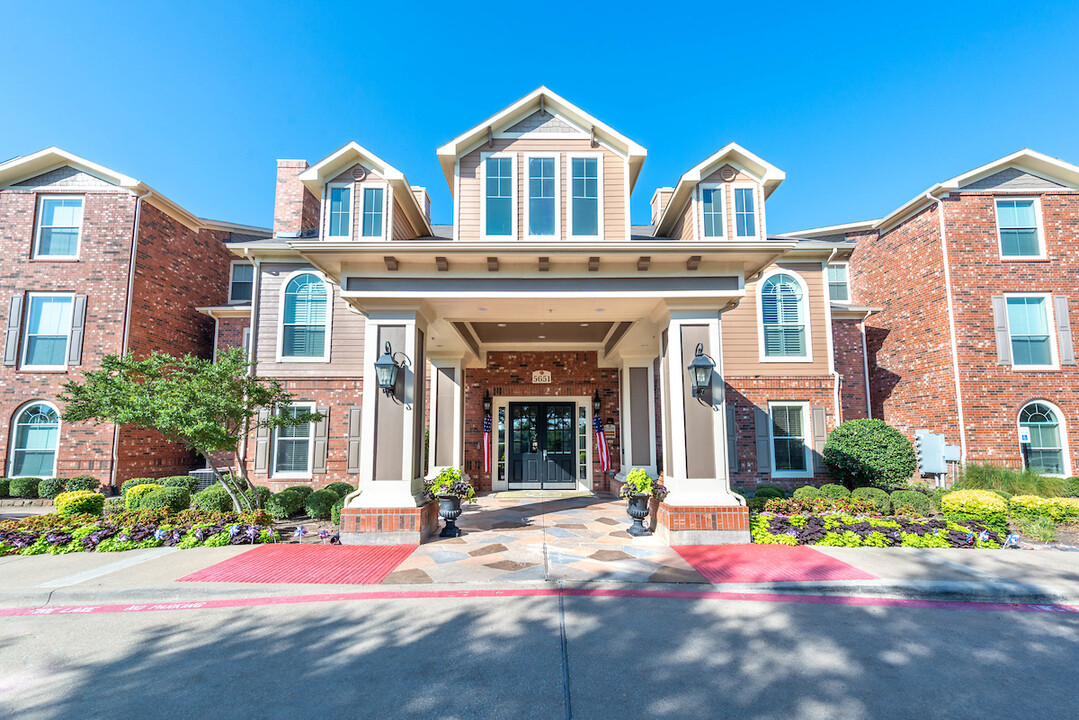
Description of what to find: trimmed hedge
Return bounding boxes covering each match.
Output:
[282,485,314,501]
[792,486,820,499]
[1067,477,1079,498]
[331,498,345,525]
[193,484,234,513]
[930,488,953,512]
[0,478,8,497]
[55,490,105,517]
[161,476,201,494]
[38,478,66,499]
[852,487,891,514]
[305,489,338,520]
[1010,495,1079,524]
[822,419,916,490]
[325,482,355,499]
[125,483,163,510]
[265,491,304,520]
[138,487,191,514]
[10,477,40,498]
[942,489,1008,534]
[890,490,931,517]
[818,484,851,499]
[121,477,160,495]
[65,476,101,492]
[754,486,785,500]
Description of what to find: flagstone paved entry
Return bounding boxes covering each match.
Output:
[383,493,708,584]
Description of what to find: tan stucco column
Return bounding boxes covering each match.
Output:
[615,355,658,482]
[426,354,465,480]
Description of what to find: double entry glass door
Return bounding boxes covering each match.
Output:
[507,402,577,489]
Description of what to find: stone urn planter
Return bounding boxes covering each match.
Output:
[618,468,668,538]
[626,493,652,537]
[437,494,464,538]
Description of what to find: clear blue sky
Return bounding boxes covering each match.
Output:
[3,1,1078,233]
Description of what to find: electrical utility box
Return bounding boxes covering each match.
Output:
[914,429,950,476]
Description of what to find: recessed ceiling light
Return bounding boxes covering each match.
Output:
[477,307,487,311]
[538,335,546,339]
[580,323,589,327]
[596,308,605,312]
[497,323,506,327]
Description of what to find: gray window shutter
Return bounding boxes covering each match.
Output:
[726,405,738,474]
[812,405,827,472]
[991,296,1011,365]
[254,408,271,473]
[67,295,87,366]
[754,406,771,474]
[312,406,329,474]
[346,406,362,474]
[4,295,22,366]
[1055,296,1075,365]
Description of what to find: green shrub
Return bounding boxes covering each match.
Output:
[55,490,105,517]
[253,485,273,506]
[282,485,314,501]
[193,483,234,513]
[138,487,190,514]
[0,478,8,497]
[852,487,891,514]
[822,419,916,490]
[10,477,40,498]
[325,482,355,499]
[103,496,125,515]
[792,486,820,499]
[754,486,785,500]
[1010,495,1079,524]
[942,489,1009,534]
[305,489,338,520]
[818,484,851,499]
[125,483,163,510]
[991,490,1013,502]
[890,490,931,517]
[161,476,201,494]
[954,463,1067,497]
[121,477,160,495]
[38,477,66,499]
[65,476,101,492]
[746,497,770,512]
[1066,477,1079,498]
[331,498,345,524]
[930,488,953,512]
[265,491,304,519]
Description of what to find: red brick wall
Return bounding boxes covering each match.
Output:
[0,186,135,484]
[832,318,871,422]
[463,351,621,492]
[273,160,320,236]
[216,316,251,353]
[725,376,837,493]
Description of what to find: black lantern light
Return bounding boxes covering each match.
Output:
[687,342,716,399]
[482,391,492,414]
[592,390,602,413]
[373,341,403,396]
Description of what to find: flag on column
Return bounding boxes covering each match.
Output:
[594,415,610,472]
[483,413,492,474]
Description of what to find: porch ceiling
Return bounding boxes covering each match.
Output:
[470,321,613,344]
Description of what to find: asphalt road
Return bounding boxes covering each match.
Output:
[2,591,1077,719]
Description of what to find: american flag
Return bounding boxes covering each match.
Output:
[594,415,610,472]
[483,413,492,474]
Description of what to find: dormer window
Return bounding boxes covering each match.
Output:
[483,154,515,238]
[734,186,757,238]
[328,185,351,238]
[569,154,602,239]
[361,187,384,238]
[526,155,558,239]
[700,184,725,238]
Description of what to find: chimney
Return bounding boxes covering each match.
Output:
[411,186,431,224]
[273,159,320,237]
[650,187,674,227]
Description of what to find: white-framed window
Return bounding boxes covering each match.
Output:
[241,326,252,357]
[22,293,74,369]
[278,271,331,362]
[1006,293,1057,369]
[700,183,725,238]
[827,263,850,302]
[9,401,60,478]
[327,183,352,238]
[34,196,84,258]
[1018,401,1069,476]
[361,186,385,238]
[758,270,811,361]
[567,153,603,240]
[733,185,757,238]
[272,402,315,477]
[525,154,559,240]
[769,402,811,477]
[229,262,254,303]
[995,197,1044,259]
[481,153,516,239]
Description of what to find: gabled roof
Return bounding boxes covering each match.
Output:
[877,148,1079,231]
[297,141,432,236]
[0,147,269,234]
[435,87,648,194]
[653,143,786,238]
[777,219,880,240]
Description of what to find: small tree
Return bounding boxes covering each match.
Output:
[59,348,321,512]
[822,419,917,490]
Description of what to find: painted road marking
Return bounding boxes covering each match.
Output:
[36,547,176,588]
[2,587,1078,618]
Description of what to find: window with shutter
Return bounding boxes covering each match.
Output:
[280,272,329,360]
[760,272,808,359]
[272,403,315,476]
[769,402,811,476]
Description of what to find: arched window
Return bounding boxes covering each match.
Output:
[760,272,808,358]
[10,402,60,478]
[1019,401,1066,475]
[280,272,329,360]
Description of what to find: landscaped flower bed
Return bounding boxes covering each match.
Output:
[752,513,1003,549]
[0,508,275,556]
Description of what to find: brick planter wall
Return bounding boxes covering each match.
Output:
[339,500,439,545]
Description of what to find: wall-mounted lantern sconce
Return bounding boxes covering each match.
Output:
[373,341,406,396]
[687,342,716,399]
[593,390,602,414]
[482,391,492,414]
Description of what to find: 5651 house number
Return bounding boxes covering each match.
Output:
[532,370,552,384]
